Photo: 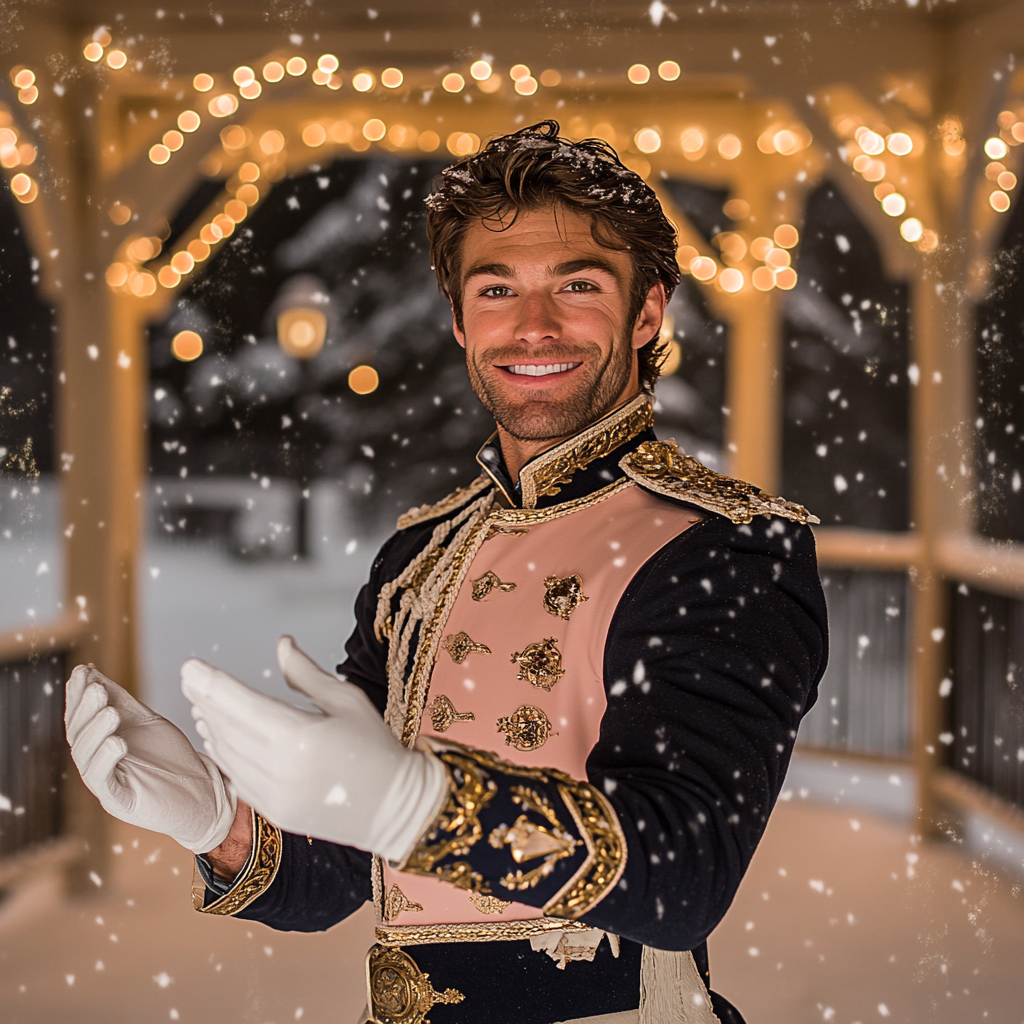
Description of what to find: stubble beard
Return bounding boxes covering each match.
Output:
[466,335,634,442]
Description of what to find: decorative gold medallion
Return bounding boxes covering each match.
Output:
[496,705,552,752]
[542,574,589,621]
[510,638,565,691]
[468,891,511,915]
[441,631,491,664]
[489,787,579,891]
[471,570,517,602]
[428,694,475,733]
[383,884,424,922]
[366,944,464,1024]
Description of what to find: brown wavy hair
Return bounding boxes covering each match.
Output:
[425,120,680,392]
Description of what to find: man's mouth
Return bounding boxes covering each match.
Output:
[500,362,582,377]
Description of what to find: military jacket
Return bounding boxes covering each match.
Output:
[194,394,828,1024]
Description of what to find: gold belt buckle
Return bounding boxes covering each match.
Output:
[365,944,465,1024]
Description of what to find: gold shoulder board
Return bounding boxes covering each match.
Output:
[620,440,820,526]
[396,474,493,531]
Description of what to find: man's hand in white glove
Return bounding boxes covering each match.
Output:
[65,664,237,855]
[181,636,448,863]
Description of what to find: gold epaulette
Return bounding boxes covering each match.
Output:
[396,474,493,531]
[620,440,820,526]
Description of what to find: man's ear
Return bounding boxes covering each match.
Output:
[632,283,666,352]
[449,296,467,349]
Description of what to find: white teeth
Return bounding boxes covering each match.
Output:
[507,362,579,376]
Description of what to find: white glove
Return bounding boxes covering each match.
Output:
[181,636,448,863]
[65,664,237,854]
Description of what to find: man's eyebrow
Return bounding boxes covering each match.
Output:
[463,262,515,282]
[552,257,622,280]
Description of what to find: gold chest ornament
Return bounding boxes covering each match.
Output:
[510,637,566,691]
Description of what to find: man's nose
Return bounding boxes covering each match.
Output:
[514,291,562,344]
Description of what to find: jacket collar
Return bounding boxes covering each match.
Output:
[475,393,656,510]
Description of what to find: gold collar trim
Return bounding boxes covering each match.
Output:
[475,393,654,510]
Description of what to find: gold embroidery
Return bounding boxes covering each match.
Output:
[511,637,565,691]
[468,891,511,915]
[441,631,491,664]
[194,809,282,916]
[516,394,654,507]
[492,786,578,890]
[383,885,424,922]
[402,749,497,893]
[543,573,589,620]
[366,944,464,1024]
[496,704,552,751]
[471,570,517,601]
[428,694,475,733]
[396,474,492,530]
[621,439,820,525]
[375,917,595,947]
[543,782,628,920]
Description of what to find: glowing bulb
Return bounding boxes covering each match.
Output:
[178,110,201,132]
[717,134,742,159]
[719,268,744,292]
[348,365,379,394]
[381,67,404,88]
[750,237,773,261]
[990,190,1011,212]
[447,131,479,156]
[238,162,260,183]
[352,71,374,92]
[509,64,531,81]
[774,267,798,290]
[627,63,650,85]
[233,66,255,87]
[187,239,211,262]
[773,224,799,248]
[880,192,906,216]
[442,73,465,93]
[998,170,1018,191]
[858,130,885,155]
[260,129,285,154]
[690,257,717,282]
[106,50,127,70]
[149,144,170,165]
[302,123,326,147]
[680,127,705,158]
[162,130,184,152]
[317,54,339,74]
[239,81,262,99]
[363,119,386,142]
[193,73,214,92]
[985,137,1009,160]
[539,69,561,87]
[899,218,923,242]
[887,132,913,156]
[635,128,661,154]
[470,60,492,80]
[263,61,285,82]
[751,266,775,291]
[418,130,440,152]
[105,262,129,287]
[658,60,680,81]
[158,266,180,288]
[170,251,195,274]
[514,77,538,96]
[208,93,239,117]
[172,330,203,362]
[765,247,791,269]
[83,42,103,62]
[109,203,132,225]
[12,69,35,89]
[286,57,307,76]
[199,223,223,244]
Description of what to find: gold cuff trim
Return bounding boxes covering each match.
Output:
[543,782,627,920]
[375,916,595,947]
[193,809,282,916]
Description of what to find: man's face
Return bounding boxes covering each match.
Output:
[452,206,664,443]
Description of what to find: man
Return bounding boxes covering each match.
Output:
[66,121,827,1024]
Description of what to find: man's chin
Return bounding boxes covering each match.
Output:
[489,398,593,443]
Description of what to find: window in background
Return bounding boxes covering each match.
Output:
[0,181,60,632]
[782,181,911,530]
[974,191,1024,542]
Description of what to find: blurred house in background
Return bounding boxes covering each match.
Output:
[2,0,1024,959]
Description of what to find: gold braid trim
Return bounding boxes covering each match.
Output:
[543,782,628,920]
[396,475,492,530]
[518,394,654,507]
[193,808,282,916]
[621,439,820,525]
[375,917,595,947]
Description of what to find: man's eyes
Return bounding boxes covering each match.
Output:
[477,280,601,298]
[565,280,599,293]
[480,285,514,298]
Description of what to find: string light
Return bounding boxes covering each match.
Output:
[352,71,374,92]
[627,64,650,85]
[286,57,307,76]
[348,365,379,394]
[106,50,127,70]
[193,73,214,92]
[263,61,285,82]
[172,330,203,361]
[985,137,1008,160]
[717,134,742,159]
[83,42,104,61]
[515,76,538,96]
[509,64,531,81]
[470,60,492,80]
[178,110,201,132]
[635,128,661,154]
[539,69,561,87]
[381,67,404,88]
[442,73,465,93]
[658,61,680,81]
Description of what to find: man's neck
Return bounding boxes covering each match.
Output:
[497,391,642,483]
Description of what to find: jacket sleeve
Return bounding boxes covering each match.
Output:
[397,514,827,948]
[194,527,432,931]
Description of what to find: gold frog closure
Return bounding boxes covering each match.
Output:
[542,574,589,620]
[441,631,491,664]
[496,705,552,751]
[510,638,565,691]
[471,570,518,602]
[428,695,475,733]
[366,944,464,1024]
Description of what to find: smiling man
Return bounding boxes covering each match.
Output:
[65,122,827,1024]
